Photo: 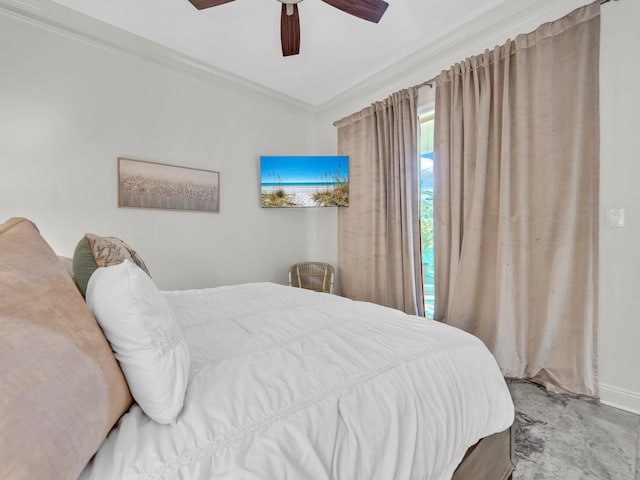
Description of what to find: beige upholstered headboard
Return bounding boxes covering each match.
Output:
[0,218,132,480]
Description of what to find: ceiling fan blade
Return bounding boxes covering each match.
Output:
[321,0,389,23]
[187,0,235,10]
[281,4,300,57]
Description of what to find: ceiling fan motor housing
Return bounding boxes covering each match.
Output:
[279,0,303,16]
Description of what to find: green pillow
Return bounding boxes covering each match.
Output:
[72,237,97,297]
[72,234,150,297]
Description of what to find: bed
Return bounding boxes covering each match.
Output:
[0,217,515,480]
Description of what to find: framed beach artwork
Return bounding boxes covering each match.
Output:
[260,155,349,208]
[118,157,220,213]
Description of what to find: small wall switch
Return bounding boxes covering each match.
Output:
[606,208,625,228]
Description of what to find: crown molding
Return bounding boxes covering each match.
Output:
[0,0,592,119]
[314,0,588,120]
[0,0,317,115]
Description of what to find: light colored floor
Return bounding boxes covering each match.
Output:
[509,381,640,480]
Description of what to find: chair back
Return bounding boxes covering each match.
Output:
[288,262,334,294]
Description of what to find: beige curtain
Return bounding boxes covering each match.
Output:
[434,2,600,396]
[335,87,424,316]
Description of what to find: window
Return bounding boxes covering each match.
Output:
[419,111,434,318]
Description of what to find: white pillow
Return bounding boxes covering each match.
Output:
[86,260,190,425]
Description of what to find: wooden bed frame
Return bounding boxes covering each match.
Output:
[453,425,514,480]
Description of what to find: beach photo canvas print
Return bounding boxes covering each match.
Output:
[260,155,349,208]
[118,157,219,213]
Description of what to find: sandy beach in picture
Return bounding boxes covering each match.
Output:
[261,184,337,207]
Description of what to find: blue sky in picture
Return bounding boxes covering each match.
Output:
[260,156,349,185]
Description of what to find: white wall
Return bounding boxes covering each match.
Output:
[598,0,640,413]
[0,12,337,290]
[316,0,640,413]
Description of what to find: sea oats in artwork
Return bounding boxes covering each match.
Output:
[118,158,219,213]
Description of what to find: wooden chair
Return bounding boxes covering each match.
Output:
[288,262,334,294]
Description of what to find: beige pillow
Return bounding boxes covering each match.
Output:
[0,218,132,480]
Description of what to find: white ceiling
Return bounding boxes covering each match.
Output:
[44,0,505,106]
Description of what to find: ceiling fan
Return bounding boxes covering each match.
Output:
[187,0,389,57]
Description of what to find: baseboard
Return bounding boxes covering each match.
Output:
[600,383,640,415]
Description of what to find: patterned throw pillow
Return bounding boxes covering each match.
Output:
[72,233,150,297]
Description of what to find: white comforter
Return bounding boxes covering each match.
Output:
[80,283,514,480]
